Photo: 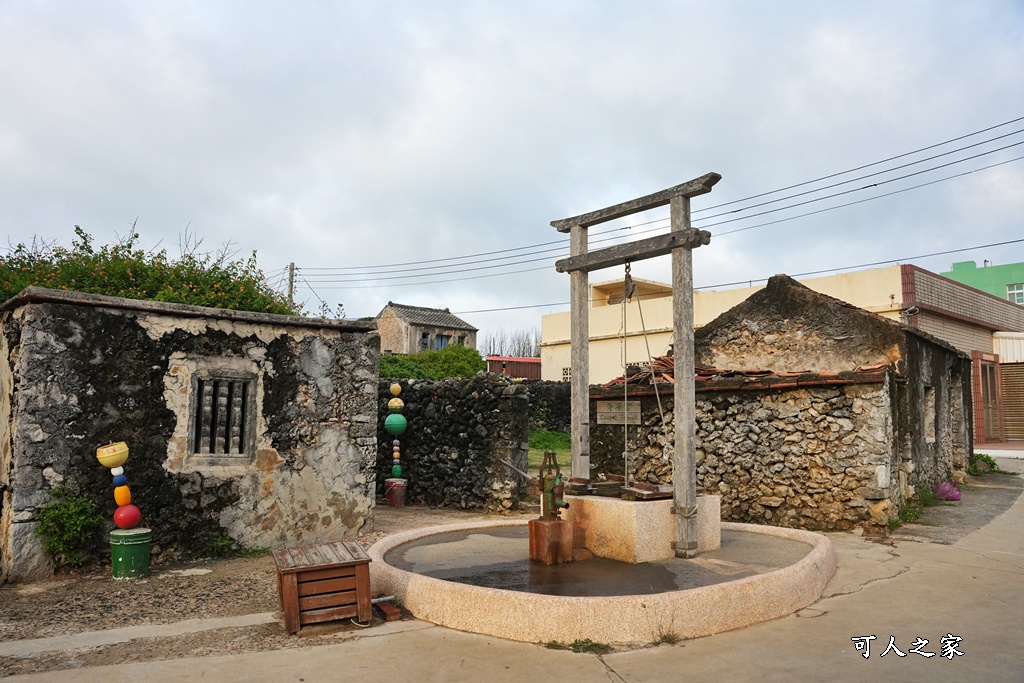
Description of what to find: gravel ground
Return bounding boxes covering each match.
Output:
[0,505,509,677]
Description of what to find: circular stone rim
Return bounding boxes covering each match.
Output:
[369,519,836,644]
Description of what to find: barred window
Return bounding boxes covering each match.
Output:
[562,367,571,383]
[190,372,257,459]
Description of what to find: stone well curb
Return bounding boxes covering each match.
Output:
[368,519,837,644]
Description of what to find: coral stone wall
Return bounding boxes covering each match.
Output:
[376,374,528,511]
[522,380,571,433]
[0,292,379,582]
[590,381,900,532]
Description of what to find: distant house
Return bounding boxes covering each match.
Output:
[375,302,477,354]
[487,356,542,380]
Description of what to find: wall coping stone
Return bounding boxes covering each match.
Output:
[1,286,377,333]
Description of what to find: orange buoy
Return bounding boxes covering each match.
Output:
[114,485,132,506]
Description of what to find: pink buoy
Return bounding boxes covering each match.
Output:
[113,504,142,529]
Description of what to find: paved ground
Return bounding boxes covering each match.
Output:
[6,461,1024,682]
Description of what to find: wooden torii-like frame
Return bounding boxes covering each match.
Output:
[551,172,721,558]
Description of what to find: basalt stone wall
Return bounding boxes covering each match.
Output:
[0,289,379,582]
[589,381,901,532]
[376,374,528,511]
[522,380,571,432]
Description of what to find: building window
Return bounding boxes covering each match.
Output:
[190,372,257,459]
[562,367,571,383]
[457,335,466,346]
[420,332,430,350]
[436,334,450,350]
[1008,283,1024,305]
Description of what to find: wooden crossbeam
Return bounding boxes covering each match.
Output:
[550,172,721,233]
[555,229,711,274]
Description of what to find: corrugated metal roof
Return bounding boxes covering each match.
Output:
[378,302,477,331]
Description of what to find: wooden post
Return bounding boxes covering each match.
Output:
[671,195,698,559]
[570,225,590,480]
[552,172,721,497]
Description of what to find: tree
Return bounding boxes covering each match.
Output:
[0,227,298,315]
[480,326,540,357]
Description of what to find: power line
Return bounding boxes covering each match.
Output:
[693,114,1024,213]
[451,236,1024,315]
[694,127,1024,221]
[693,139,1024,231]
[294,115,1024,274]
[303,151,1024,288]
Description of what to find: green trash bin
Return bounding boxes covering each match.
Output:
[110,527,152,579]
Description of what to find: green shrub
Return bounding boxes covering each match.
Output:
[380,345,486,380]
[418,344,486,378]
[34,487,106,567]
[529,430,571,451]
[380,354,436,380]
[0,227,297,315]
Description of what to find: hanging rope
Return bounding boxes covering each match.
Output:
[635,290,667,427]
[621,263,636,486]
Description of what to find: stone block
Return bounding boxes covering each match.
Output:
[563,494,721,563]
[1,522,53,582]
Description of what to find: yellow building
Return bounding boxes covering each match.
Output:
[541,267,905,384]
[541,264,1024,444]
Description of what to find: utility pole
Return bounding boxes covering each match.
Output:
[287,262,295,305]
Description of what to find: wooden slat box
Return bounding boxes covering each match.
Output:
[273,540,372,633]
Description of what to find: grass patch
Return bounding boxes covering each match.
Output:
[969,452,1017,476]
[545,639,612,655]
[528,430,571,471]
[653,632,680,645]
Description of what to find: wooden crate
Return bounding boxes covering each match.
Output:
[273,540,372,634]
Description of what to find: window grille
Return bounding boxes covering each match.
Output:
[191,374,256,457]
[562,367,571,382]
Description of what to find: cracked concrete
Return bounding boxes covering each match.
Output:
[4,464,1022,682]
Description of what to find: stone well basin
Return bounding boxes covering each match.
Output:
[369,519,836,644]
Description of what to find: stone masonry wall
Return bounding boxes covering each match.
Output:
[1,297,379,582]
[376,373,528,511]
[522,380,571,433]
[590,381,899,532]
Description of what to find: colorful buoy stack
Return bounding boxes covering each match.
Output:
[96,442,152,579]
[383,383,408,506]
[96,442,142,529]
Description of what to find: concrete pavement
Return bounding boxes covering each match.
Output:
[6,462,1023,682]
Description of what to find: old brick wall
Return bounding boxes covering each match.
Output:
[1,294,379,582]
[375,374,528,511]
[590,382,900,532]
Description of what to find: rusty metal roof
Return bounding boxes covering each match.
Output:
[597,354,889,394]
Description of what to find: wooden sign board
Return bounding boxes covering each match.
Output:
[596,400,641,425]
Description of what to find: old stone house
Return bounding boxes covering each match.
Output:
[375,302,477,355]
[589,275,972,532]
[0,287,379,582]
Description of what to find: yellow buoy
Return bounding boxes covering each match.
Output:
[114,485,132,506]
[390,383,402,396]
[96,442,129,468]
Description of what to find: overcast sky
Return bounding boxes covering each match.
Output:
[2,1,1023,340]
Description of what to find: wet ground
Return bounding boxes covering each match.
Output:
[385,526,812,596]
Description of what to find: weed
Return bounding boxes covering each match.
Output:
[968,452,1015,476]
[34,487,105,567]
[917,487,940,508]
[653,632,680,645]
[544,639,613,654]
[205,535,236,558]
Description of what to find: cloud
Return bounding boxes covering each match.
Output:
[1,1,1022,337]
